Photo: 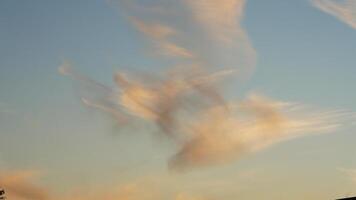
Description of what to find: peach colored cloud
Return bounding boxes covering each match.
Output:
[0,171,49,200]
[60,61,347,170]
[124,0,256,74]
[183,0,256,77]
[184,0,247,42]
[60,0,350,171]
[60,63,233,134]
[169,94,341,170]
[0,171,209,200]
[130,18,194,58]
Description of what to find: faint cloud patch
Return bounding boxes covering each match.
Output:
[339,168,356,184]
[0,170,49,200]
[312,0,356,29]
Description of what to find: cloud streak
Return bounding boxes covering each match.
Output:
[60,63,233,134]
[60,0,350,171]
[61,63,344,170]
[169,94,341,170]
[0,171,50,200]
[312,0,356,29]
[130,17,194,58]
[0,171,210,200]
[184,0,247,42]
[123,0,256,76]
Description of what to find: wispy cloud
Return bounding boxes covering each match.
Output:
[130,18,176,40]
[60,62,346,170]
[129,18,194,58]
[60,62,233,134]
[169,94,341,170]
[184,0,247,42]
[0,171,210,200]
[0,170,49,200]
[183,0,256,76]
[60,0,351,171]
[64,183,209,200]
[122,0,256,74]
[339,168,356,184]
[312,0,356,29]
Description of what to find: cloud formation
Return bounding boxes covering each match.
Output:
[123,0,256,76]
[64,184,210,200]
[130,17,194,58]
[184,0,247,42]
[0,171,209,200]
[169,94,341,170]
[60,62,233,134]
[0,171,49,200]
[60,0,350,171]
[312,0,356,29]
[61,62,343,170]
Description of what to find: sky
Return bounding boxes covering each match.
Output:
[0,0,356,199]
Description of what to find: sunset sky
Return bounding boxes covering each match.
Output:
[1,0,356,199]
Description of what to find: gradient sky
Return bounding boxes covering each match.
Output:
[1,0,356,199]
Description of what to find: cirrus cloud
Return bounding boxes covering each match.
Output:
[312,0,356,29]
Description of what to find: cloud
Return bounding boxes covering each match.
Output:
[184,0,247,42]
[129,18,194,58]
[60,63,233,134]
[63,183,210,200]
[61,184,148,200]
[169,94,341,170]
[339,168,356,184]
[0,171,210,200]
[123,0,256,75]
[312,0,356,29]
[60,0,350,171]
[130,18,176,40]
[64,180,214,200]
[158,42,194,58]
[59,62,129,125]
[61,61,347,170]
[0,170,50,200]
[186,0,257,76]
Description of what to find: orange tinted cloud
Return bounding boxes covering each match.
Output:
[0,171,209,200]
[60,61,347,170]
[60,0,350,171]
[125,0,256,72]
[129,18,193,58]
[0,171,50,200]
[184,0,247,42]
[60,63,232,134]
[130,18,176,40]
[170,94,341,170]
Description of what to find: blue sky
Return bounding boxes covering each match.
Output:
[0,0,356,199]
